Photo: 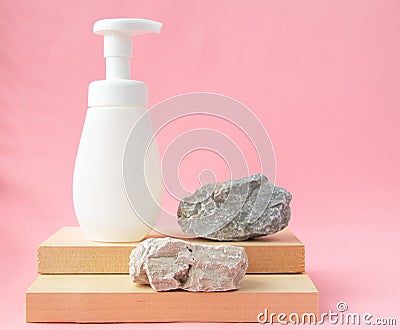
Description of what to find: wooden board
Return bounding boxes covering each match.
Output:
[26,274,318,323]
[37,227,305,274]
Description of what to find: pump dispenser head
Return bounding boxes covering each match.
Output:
[88,18,162,107]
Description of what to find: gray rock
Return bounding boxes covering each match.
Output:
[177,173,292,241]
[129,237,248,292]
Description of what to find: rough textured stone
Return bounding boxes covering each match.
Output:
[177,173,292,241]
[129,237,248,292]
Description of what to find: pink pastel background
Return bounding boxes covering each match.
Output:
[1,0,399,328]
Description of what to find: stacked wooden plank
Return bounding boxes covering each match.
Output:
[26,226,318,323]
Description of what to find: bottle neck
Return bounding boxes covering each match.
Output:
[88,79,148,108]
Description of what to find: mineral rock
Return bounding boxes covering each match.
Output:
[129,237,248,292]
[177,173,292,241]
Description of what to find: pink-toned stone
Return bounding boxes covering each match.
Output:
[129,237,248,292]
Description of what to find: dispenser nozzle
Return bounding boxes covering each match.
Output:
[93,18,162,79]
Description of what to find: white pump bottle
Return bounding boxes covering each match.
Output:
[73,18,163,242]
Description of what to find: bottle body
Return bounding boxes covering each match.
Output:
[73,106,162,242]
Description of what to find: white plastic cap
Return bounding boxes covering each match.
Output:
[88,18,162,107]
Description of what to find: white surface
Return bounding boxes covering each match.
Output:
[73,107,162,242]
